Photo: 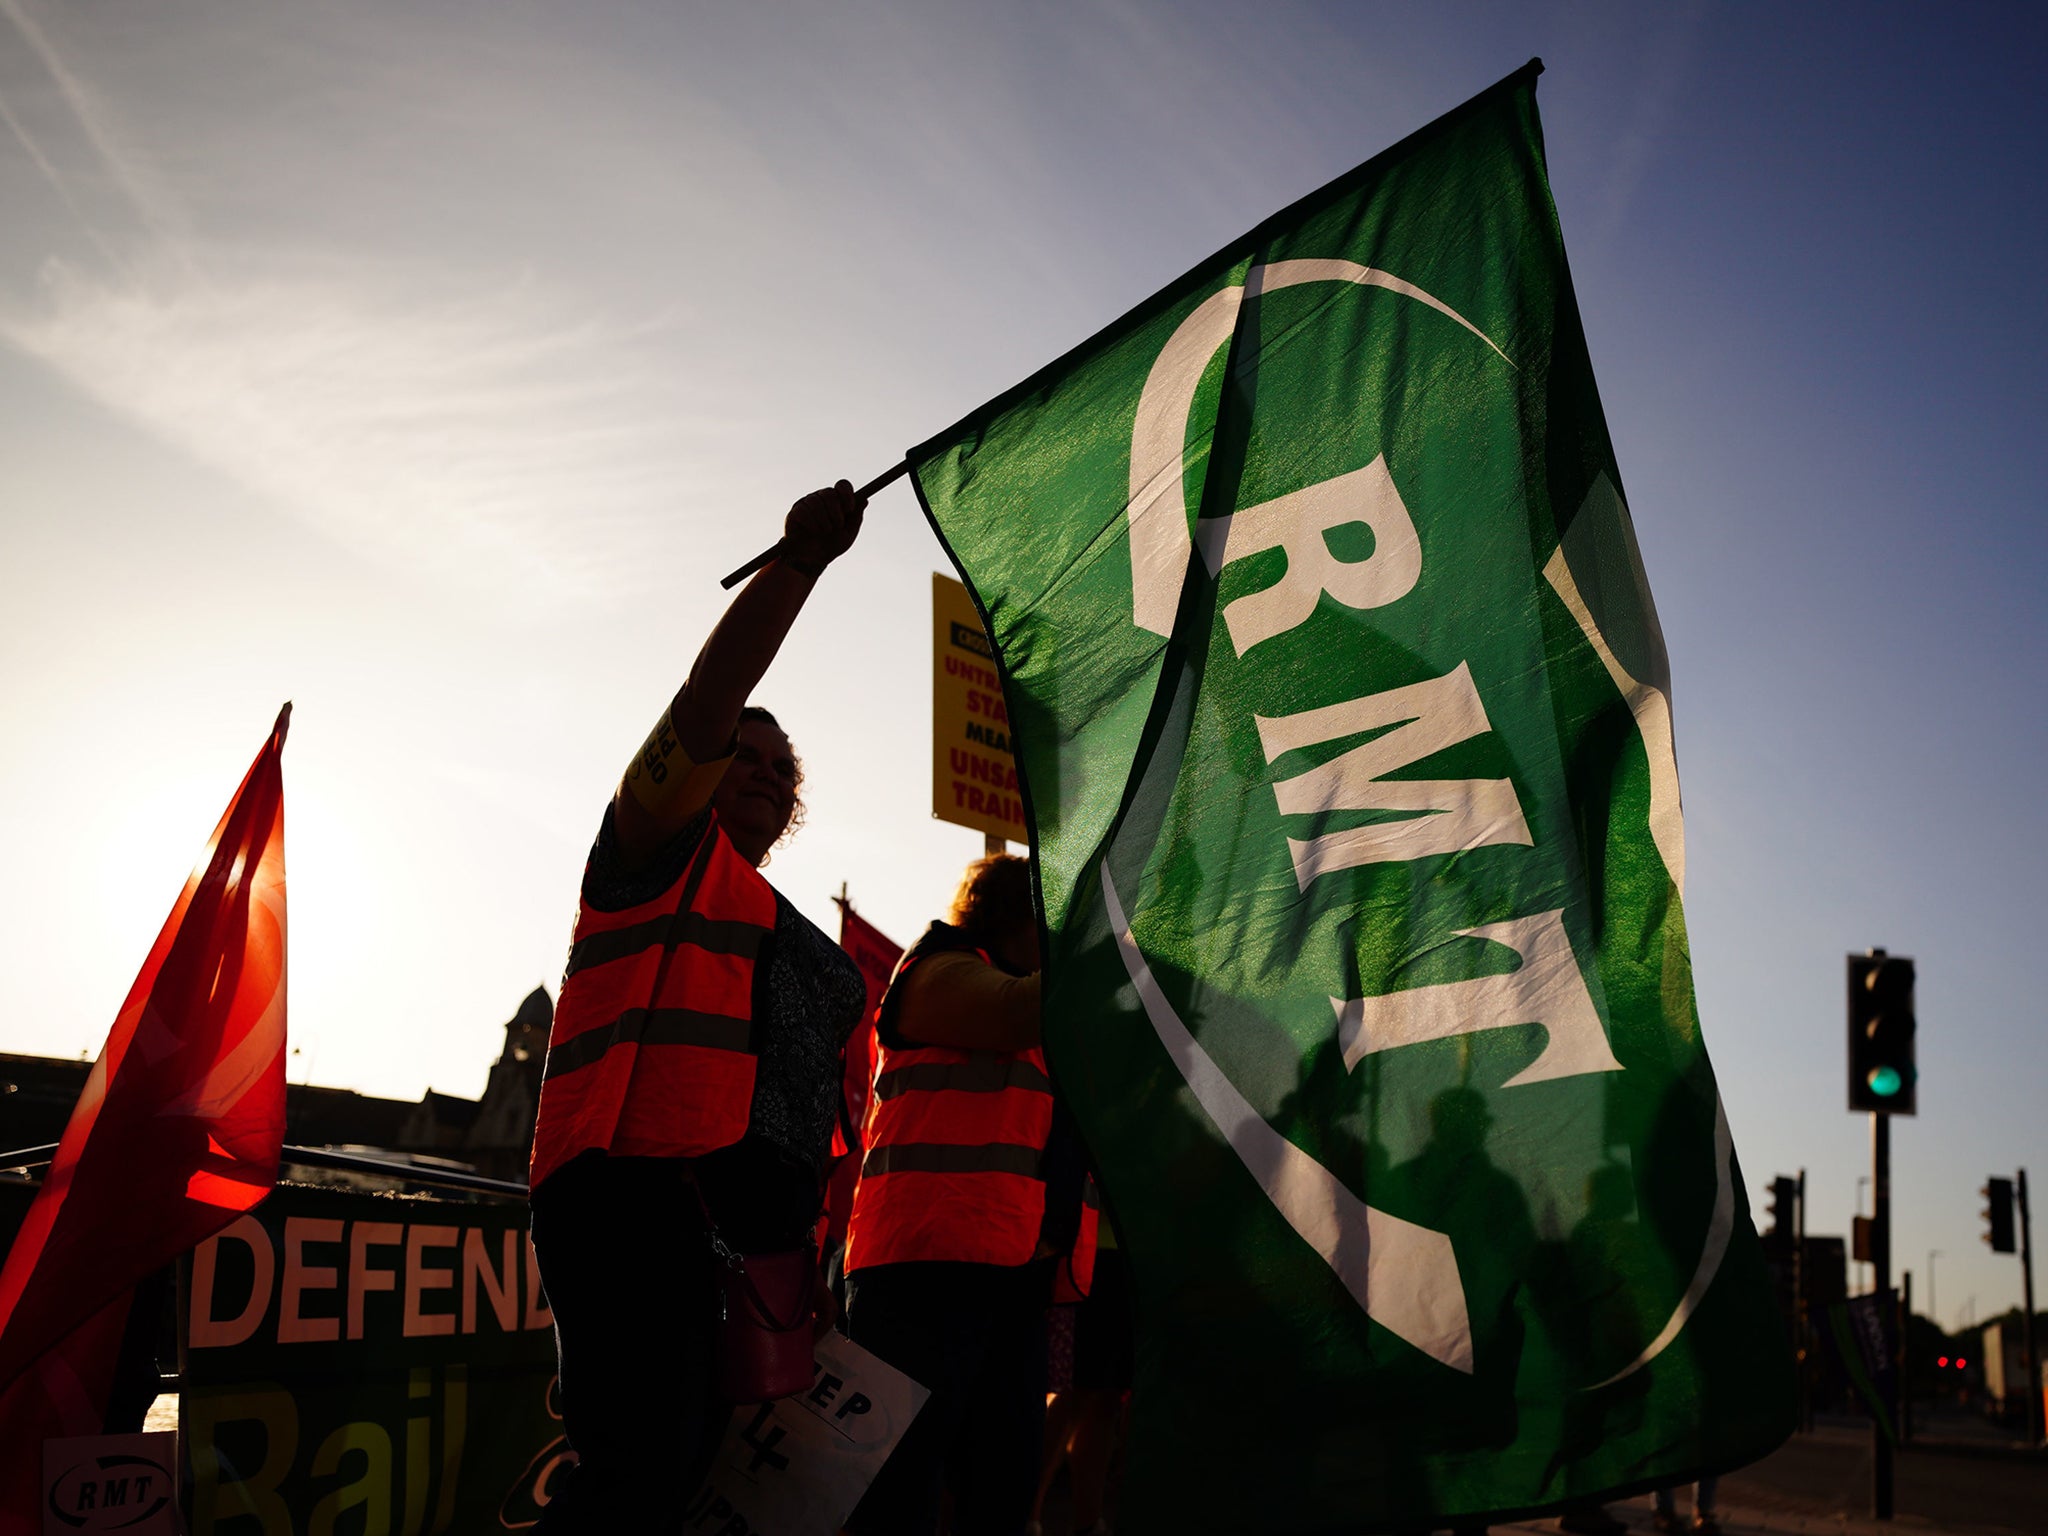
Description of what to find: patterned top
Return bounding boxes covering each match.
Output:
[583,803,866,1247]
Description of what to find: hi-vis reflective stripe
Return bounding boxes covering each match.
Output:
[861,1142,1044,1179]
[530,811,774,1190]
[564,910,766,978]
[873,1057,1052,1101]
[542,1008,752,1079]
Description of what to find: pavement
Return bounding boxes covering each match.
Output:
[1486,1418,2045,1536]
[1033,1409,2045,1535]
[1489,1505,2019,1536]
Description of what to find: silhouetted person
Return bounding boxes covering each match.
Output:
[1388,1087,1541,1536]
[528,483,870,1531]
[1547,1161,1655,1536]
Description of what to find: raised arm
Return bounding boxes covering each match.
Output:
[612,481,864,872]
[892,952,1043,1052]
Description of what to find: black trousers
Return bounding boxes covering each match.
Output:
[844,1259,1050,1536]
[530,1154,730,1534]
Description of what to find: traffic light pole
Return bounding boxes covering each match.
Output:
[1872,1111,1894,1520]
[2020,1169,2039,1449]
[1900,1270,1913,1444]
[1849,946,1913,1515]
[1797,1168,1811,1433]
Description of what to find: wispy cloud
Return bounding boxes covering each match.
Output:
[4,258,725,595]
[0,0,717,603]
[0,76,89,225]
[0,0,183,246]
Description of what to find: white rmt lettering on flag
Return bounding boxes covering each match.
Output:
[1257,661,1534,888]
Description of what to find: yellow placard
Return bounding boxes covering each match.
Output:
[932,573,1025,844]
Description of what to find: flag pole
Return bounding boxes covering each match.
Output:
[719,461,910,589]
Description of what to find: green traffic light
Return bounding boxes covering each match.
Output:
[1867,1065,1904,1098]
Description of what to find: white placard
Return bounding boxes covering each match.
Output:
[42,1432,180,1535]
[692,1331,930,1534]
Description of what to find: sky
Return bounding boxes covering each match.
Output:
[1,0,2043,1336]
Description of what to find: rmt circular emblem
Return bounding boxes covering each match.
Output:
[46,1451,174,1532]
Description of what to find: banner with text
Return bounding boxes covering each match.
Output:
[695,1330,929,1534]
[180,1183,565,1534]
[932,572,1025,844]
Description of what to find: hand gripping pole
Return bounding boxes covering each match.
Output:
[718,461,910,589]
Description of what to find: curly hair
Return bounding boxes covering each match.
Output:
[947,853,1033,944]
[739,704,805,847]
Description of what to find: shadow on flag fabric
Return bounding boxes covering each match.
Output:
[906,63,1793,1533]
[0,705,290,1525]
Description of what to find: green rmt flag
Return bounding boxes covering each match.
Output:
[907,61,1793,1533]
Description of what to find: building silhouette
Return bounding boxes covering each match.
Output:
[0,986,551,1185]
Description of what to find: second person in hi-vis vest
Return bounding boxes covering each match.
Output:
[843,853,1095,1536]
[527,482,870,1532]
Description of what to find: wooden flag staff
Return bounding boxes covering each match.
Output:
[719,460,912,589]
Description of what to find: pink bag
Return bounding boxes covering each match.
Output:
[712,1244,817,1404]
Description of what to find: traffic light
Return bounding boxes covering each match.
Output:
[1848,950,1916,1114]
[1767,1175,1798,1236]
[1983,1176,2017,1253]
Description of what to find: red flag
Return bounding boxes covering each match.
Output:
[823,899,902,1253]
[0,1297,128,1535]
[0,706,291,1403]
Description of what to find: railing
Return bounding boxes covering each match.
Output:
[0,1142,530,1200]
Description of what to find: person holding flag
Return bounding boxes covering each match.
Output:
[692,59,1791,1533]
[526,482,872,1531]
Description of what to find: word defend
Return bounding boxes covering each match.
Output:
[932,572,1026,844]
[179,1185,563,1536]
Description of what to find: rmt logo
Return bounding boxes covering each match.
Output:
[46,1452,173,1532]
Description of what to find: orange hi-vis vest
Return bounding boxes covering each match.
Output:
[529,812,776,1192]
[1052,1176,1101,1305]
[843,929,1055,1272]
